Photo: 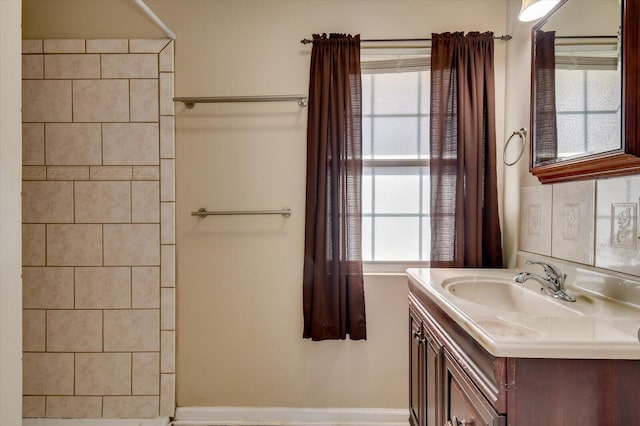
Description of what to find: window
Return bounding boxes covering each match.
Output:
[361,70,430,267]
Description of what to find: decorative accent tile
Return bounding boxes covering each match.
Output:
[22,80,72,123]
[44,54,100,79]
[90,166,133,181]
[161,287,175,330]
[75,267,131,309]
[22,181,74,223]
[159,72,174,116]
[23,353,74,395]
[23,396,46,418]
[86,39,128,53]
[45,123,102,165]
[23,39,43,54]
[132,181,160,223]
[103,123,159,165]
[73,79,129,122]
[46,310,103,352]
[46,396,102,418]
[22,123,45,165]
[130,79,159,122]
[23,310,46,352]
[132,353,160,395]
[133,166,160,180]
[22,166,46,181]
[22,54,43,79]
[74,181,131,223]
[47,166,90,181]
[159,41,174,72]
[160,374,175,417]
[75,353,132,396]
[160,330,175,373]
[22,224,46,266]
[46,224,103,266]
[160,244,175,287]
[551,181,595,265]
[519,185,552,256]
[129,39,170,53]
[101,54,158,78]
[595,175,640,275]
[43,39,85,53]
[22,267,74,309]
[160,116,175,159]
[103,310,159,352]
[102,396,159,418]
[132,267,160,308]
[103,224,160,266]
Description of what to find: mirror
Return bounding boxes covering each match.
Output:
[530,0,640,183]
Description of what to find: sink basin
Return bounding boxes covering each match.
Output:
[442,276,582,316]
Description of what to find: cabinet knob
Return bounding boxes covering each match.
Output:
[446,417,473,426]
[412,329,425,344]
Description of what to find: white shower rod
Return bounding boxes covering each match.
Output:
[133,0,176,40]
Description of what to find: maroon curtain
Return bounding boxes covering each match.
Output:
[430,32,503,268]
[534,30,558,164]
[303,33,366,341]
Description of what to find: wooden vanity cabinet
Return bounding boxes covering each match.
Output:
[409,303,439,426]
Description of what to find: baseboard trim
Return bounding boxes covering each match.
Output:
[173,407,409,425]
[22,418,170,426]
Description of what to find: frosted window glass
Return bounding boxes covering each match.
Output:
[362,170,373,214]
[419,71,430,114]
[363,117,372,158]
[421,217,431,261]
[373,72,419,114]
[362,74,372,115]
[586,70,620,111]
[421,173,430,213]
[557,114,586,157]
[375,217,420,261]
[362,217,372,261]
[373,117,418,158]
[555,70,585,111]
[374,168,420,214]
[587,114,620,153]
[420,116,430,158]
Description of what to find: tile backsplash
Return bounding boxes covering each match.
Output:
[521,175,640,276]
[21,39,175,419]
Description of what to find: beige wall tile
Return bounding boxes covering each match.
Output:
[102,54,158,78]
[130,79,159,122]
[46,396,102,418]
[90,166,133,181]
[23,396,46,418]
[132,181,159,223]
[47,224,102,266]
[73,79,129,122]
[160,244,175,287]
[86,39,128,53]
[23,353,74,395]
[23,40,43,54]
[133,166,160,180]
[75,267,131,309]
[23,54,43,79]
[160,202,175,244]
[103,310,159,351]
[75,353,131,396]
[133,353,159,395]
[104,224,159,266]
[23,224,46,266]
[159,72,174,116]
[47,166,90,181]
[161,287,175,330]
[160,330,175,373]
[132,267,160,308]
[519,185,553,256]
[44,54,100,79]
[160,373,175,417]
[22,181,74,223]
[22,166,46,181]
[551,181,595,265]
[130,39,169,53]
[22,123,44,165]
[103,123,159,166]
[159,42,174,72]
[23,310,45,352]
[22,80,72,123]
[75,181,131,223]
[43,39,85,53]
[103,396,159,418]
[47,310,102,352]
[22,267,74,309]
[45,123,102,165]
[159,116,174,159]
[160,159,174,202]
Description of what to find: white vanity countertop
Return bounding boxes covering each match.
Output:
[407,267,640,359]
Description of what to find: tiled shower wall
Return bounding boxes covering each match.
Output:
[21,39,175,419]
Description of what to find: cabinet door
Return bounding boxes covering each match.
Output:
[409,310,425,426]
[424,336,439,426]
[443,351,505,426]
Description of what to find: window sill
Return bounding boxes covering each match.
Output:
[363,261,429,275]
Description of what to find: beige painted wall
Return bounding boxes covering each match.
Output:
[1,0,23,423]
[23,0,508,409]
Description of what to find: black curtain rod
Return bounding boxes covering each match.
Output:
[300,35,512,45]
[554,35,618,39]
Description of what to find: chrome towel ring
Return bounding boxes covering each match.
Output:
[503,128,527,166]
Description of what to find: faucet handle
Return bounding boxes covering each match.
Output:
[525,260,564,283]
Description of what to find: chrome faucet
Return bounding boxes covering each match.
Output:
[513,261,576,302]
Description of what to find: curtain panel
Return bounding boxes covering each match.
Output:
[430,32,503,268]
[303,33,366,341]
[534,30,558,164]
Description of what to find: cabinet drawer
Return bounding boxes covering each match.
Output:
[443,350,505,426]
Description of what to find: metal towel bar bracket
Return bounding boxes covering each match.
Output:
[192,207,292,218]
